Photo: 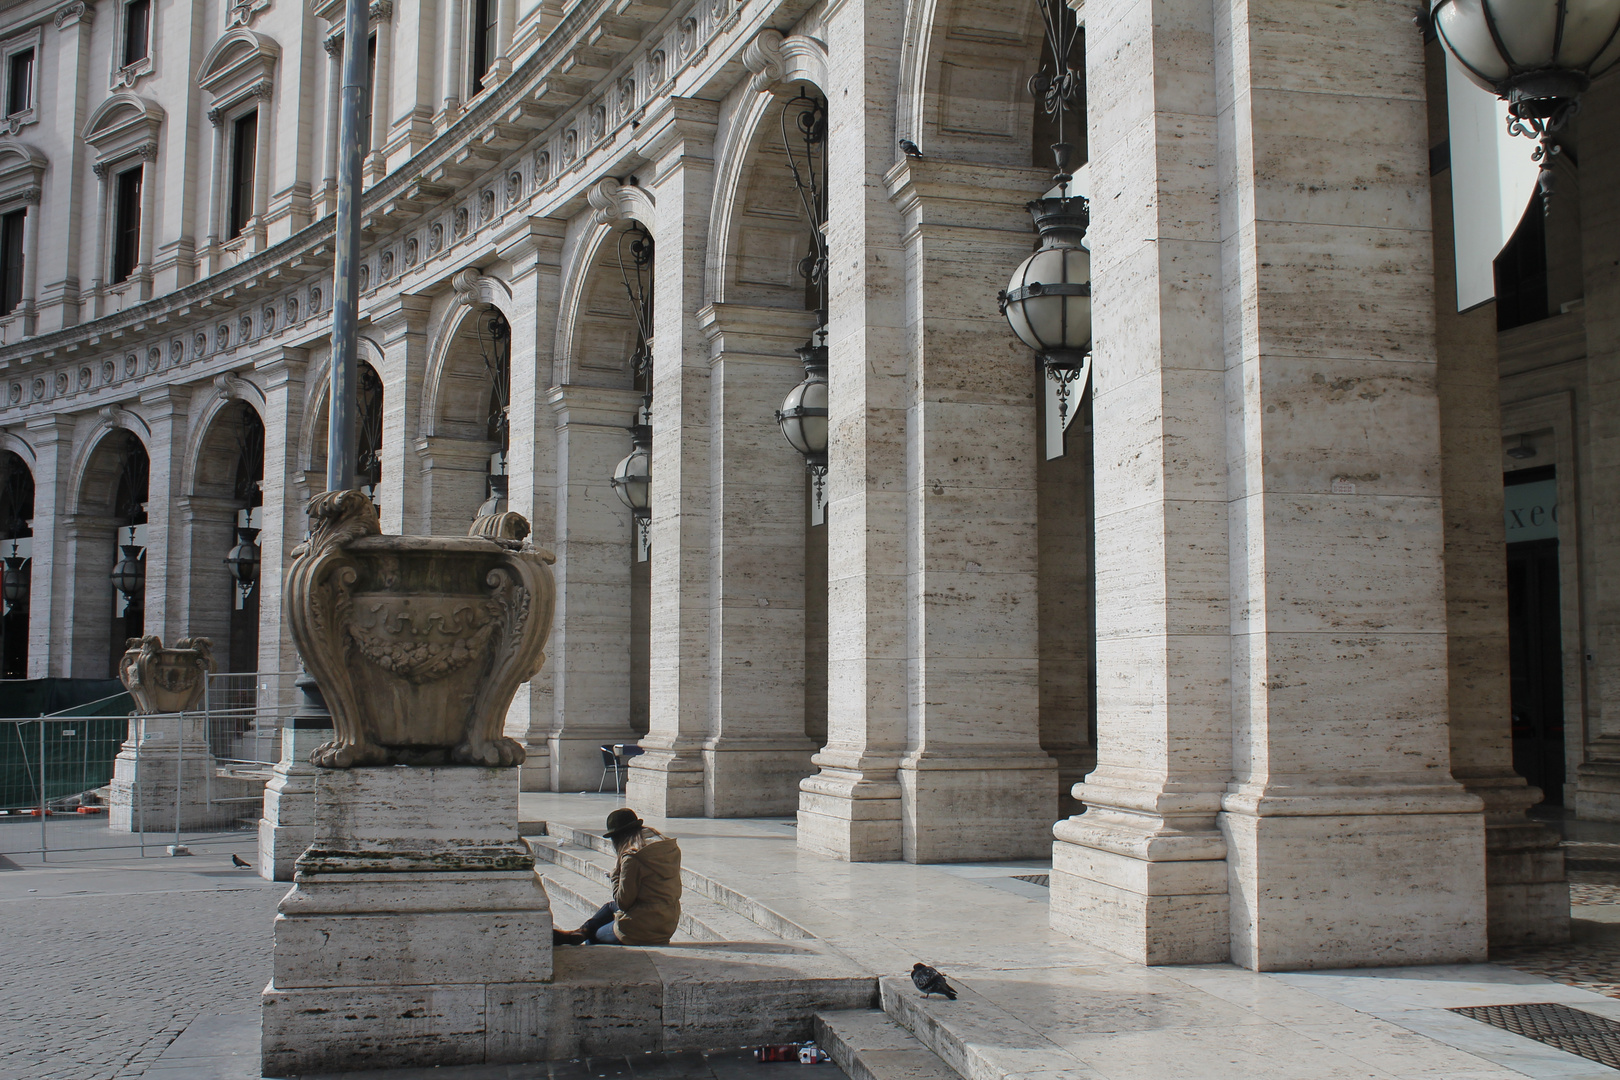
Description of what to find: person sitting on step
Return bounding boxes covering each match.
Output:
[553,807,682,946]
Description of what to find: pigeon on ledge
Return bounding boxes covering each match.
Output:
[898,139,924,158]
[911,963,957,1000]
[231,854,252,868]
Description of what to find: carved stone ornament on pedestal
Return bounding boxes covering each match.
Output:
[285,490,556,770]
[117,636,216,714]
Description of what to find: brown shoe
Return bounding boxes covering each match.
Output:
[552,928,589,946]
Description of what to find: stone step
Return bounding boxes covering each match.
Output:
[815,1009,964,1080]
[533,820,817,941]
[528,837,780,943]
[877,975,1096,1080]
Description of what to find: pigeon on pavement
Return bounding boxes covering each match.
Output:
[911,963,957,1000]
[231,854,252,868]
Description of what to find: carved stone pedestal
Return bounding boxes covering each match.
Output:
[108,711,259,832]
[261,766,554,1075]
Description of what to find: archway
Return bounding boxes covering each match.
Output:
[308,358,384,505]
[0,451,34,678]
[73,428,148,677]
[423,306,509,534]
[189,400,264,673]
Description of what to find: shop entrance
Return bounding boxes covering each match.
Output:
[1504,466,1564,805]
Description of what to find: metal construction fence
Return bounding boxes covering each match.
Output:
[0,671,300,860]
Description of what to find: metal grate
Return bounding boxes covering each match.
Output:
[1012,874,1050,887]
[1450,1002,1620,1069]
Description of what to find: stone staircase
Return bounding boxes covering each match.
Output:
[525,821,1010,1080]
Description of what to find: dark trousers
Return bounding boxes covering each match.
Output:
[581,901,619,944]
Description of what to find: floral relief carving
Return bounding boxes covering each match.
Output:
[123,354,137,376]
[118,636,216,714]
[535,150,550,185]
[428,223,443,254]
[7,383,19,404]
[102,359,115,384]
[648,49,665,86]
[480,188,495,223]
[283,490,555,769]
[379,251,393,280]
[217,323,231,350]
[286,296,299,324]
[453,207,468,237]
[507,171,522,206]
[147,347,161,371]
[32,377,45,399]
[359,263,370,292]
[404,238,418,268]
[77,366,90,389]
[195,332,208,358]
[239,314,253,342]
[263,305,277,333]
[52,373,65,394]
[309,286,322,313]
[171,339,185,365]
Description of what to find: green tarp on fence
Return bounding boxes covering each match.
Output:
[0,680,133,810]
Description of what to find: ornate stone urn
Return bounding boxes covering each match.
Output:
[117,635,216,714]
[284,489,555,769]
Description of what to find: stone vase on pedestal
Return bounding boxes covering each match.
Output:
[108,636,252,831]
[262,492,559,1075]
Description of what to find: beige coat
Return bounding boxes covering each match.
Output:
[611,829,682,945]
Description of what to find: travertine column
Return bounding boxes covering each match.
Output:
[64,510,119,678]
[624,97,718,818]
[372,295,433,534]
[1213,0,1485,969]
[547,384,642,791]
[884,161,1059,860]
[796,0,911,860]
[416,436,491,534]
[24,416,73,678]
[1575,74,1620,821]
[139,387,192,641]
[1424,39,1567,946]
[177,494,239,650]
[255,349,308,679]
[1049,0,1234,962]
[497,216,564,789]
[698,302,818,818]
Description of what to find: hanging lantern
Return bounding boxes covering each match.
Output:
[1431,0,1620,191]
[224,525,261,609]
[478,452,509,518]
[775,331,829,525]
[611,400,652,562]
[1000,193,1092,460]
[110,528,145,601]
[2,540,27,612]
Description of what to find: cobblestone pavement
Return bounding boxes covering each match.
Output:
[0,823,280,1080]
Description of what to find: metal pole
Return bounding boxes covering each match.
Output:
[38,719,45,861]
[328,0,369,495]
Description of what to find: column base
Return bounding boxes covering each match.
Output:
[108,717,261,833]
[704,742,816,818]
[1221,791,1488,971]
[1051,808,1231,965]
[551,734,636,794]
[1576,759,1620,822]
[1485,818,1571,947]
[518,743,551,793]
[257,725,331,881]
[898,753,1058,861]
[624,747,705,818]
[797,760,902,862]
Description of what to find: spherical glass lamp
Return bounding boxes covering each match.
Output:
[1432,0,1620,112]
[224,527,261,589]
[110,542,145,600]
[611,434,652,516]
[776,339,828,467]
[999,197,1091,374]
[2,553,27,610]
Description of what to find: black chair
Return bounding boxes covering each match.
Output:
[598,746,627,793]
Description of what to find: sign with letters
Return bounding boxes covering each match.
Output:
[1504,479,1558,543]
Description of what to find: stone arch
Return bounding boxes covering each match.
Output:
[707,81,829,311]
[0,446,33,677]
[184,397,264,671]
[68,408,150,516]
[421,268,515,438]
[895,0,1045,165]
[420,297,510,534]
[299,340,385,477]
[555,218,651,390]
[182,374,266,496]
[69,424,150,677]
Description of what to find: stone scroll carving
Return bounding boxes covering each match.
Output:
[118,636,217,714]
[285,490,556,769]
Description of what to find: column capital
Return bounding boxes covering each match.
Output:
[492,215,566,267]
[253,346,310,388]
[637,96,719,171]
[368,292,433,338]
[546,383,643,427]
[137,383,193,417]
[23,414,75,442]
[883,158,1052,233]
[698,302,819,357]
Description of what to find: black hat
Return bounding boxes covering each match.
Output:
[603,808,643,839]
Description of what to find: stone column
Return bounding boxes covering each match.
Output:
[1575,70,1620,821]
[417,436,492,535]
[177,494,240,650]
[496,216,564,789]
[1424,38,1567,946]
[64,511,119,678]
[697,302,818,817]
[23,416,73,678]
[1048,0,1234,963]
[795,0,911,862]
[1213,0,1484,969]
[623,98,718,819]
[140,386,192,641]
[372,294,433,534]
[255,349,308,679]
[884,161,1059,860]
[547,383,642,791]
